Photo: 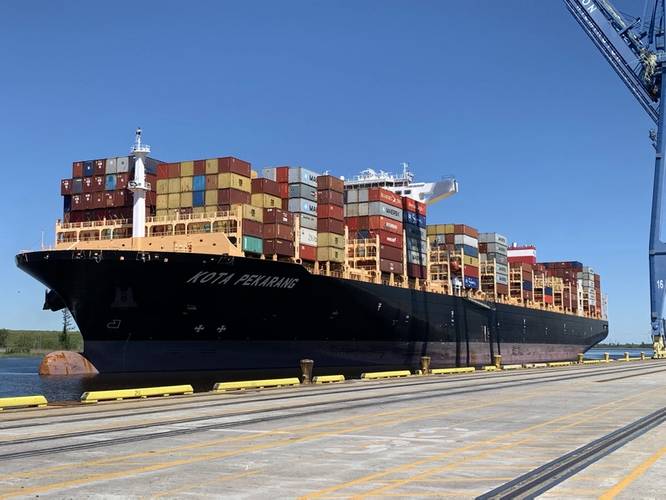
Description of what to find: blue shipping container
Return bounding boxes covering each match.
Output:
[523,281,533,291]
[83,161,94,177]
[545,286,553,295]
[404,222,426,240]
[403,211,418,225]
[417,214,427,227]
[454,244,479,258]
[242,236,263,254]
[464,276,479,289]
[193,175,206,192]
[105,174,117,191]
[63,195,71,213]
[406,237,426,251]
[193,190,205,207]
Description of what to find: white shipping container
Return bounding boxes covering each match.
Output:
[484,242,508,255]
[300,227,318,246]
[300,213,317,230]
[288,198,317,216]
[479,232,508,246]
[368,201,402,221]
[358,188,369,203]
[454,234,479,248]
[346,189,359,203]
[496,273,509,285]
[358,202,369,217]
[289,183,317,201]
[262,168,277,181]
[496,263,509,275]
[287,167,318,186]
[344,203,359,217]
[106,157,117,174]
[116,156,130,173]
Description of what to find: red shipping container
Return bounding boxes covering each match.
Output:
[368,216,402,234]
[82,177,94,193]
[167,163,181,178]
[317,218,345,235]
[299,244,317,262]
[281,198,289,211]
[279,183,289,199]
[71,194,83,210]
[263,223,293,240]
[407,263,426,279]
[194,160,206,176]
[402,197,416,213]
[82,193,93,210]
[380,258,403,275]
[264,208,294,225]
[219,157,251,177]
[508,256,537,265]
[242,219,263,238]
[218,189,251,206]
[116,173,130,190]
[157,163,170,179]
[146,174,156,191]
[317,190,344,206]
[113,189,131,206]
[61,179,72,195]
[454,224,479,238]
[264,239,295,257]
[497,283,509,295]
[317,204,344,220]
[94,159,106,175]
[379,245,402,262]
[464,265,479,278]
[368,188,402,208]
[544,295,554,305]
[103,192,116,208]
[251,178,280,197]
[415,201,426,216]
[146,191,156,207]
[368,230,403,248]
[72,162,84,178]
[276,166,289,183]
[93,175,105,192]
[205,174,218,190]
[92,192,105,209]
[316,175,344,193]
[345,217,359,232]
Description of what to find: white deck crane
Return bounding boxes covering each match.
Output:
[565,0,666,357]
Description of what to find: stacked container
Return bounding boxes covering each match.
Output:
[263,207,295,257]
[402,197,427,279]
[345,187,405,275]
[315,175,345,263]
[156,157,251,217]
[509,262,534,302]
[507,245,537,265]
[63,157,158,223]
[425,224,479,290]
[541,261,583,312]
[479,232,509,296]
[578,266,597,316]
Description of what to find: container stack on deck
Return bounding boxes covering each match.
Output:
[403,198,427,279]
[316,175,345,263]
[508,245,537,303]
[479,233,509,298]
[62,157,158,223]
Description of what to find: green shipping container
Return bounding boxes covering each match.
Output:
[242,235,263,254]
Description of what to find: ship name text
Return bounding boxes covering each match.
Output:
[186,271,299,289]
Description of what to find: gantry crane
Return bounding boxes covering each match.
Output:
[565,0,666,357]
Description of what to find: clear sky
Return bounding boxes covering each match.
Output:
[0,1,655,342]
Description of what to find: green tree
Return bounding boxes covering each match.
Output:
[60,310,72,350]
[0,328,8,348]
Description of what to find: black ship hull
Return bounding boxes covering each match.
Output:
[16,250,608,373]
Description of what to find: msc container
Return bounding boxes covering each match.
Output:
[317,175,344,192]
[380,259,403,274]
[83,161,94,177]
[217,173,251,192]
[318,232,345,249]
[317,218,345,235]
[300,227,318,246]
[317,190,344,206]
[242,235,263,254]
[381,245,403,262]
[219,157,251,177]
[299,244,317,262]
[61,179,72,195]
[218,188,251,206]
[193,175,206,192]
[368,230,402,248]
[317,246,344,262]
[251,193,282,208]
[368,216,402,234]
[192,191,205,207]
[368,201,402,221]
[242,219,263,238]
[264,239,295,257]
[263,223,292,240]
[116,157,130,173]
[287,167,318,186]
[317,204,344,220]
[288,183,317,201]
[300,213,317,230]
[288,198,317,216]
[252,178,281,197]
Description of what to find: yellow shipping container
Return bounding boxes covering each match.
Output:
[205,158,218,174]
[317,247,345,262]
[156,194,168,210]
[318,232,345,249]
[193,206,205,214]
[427,225,437,236]
[167,193,180,209]
[445,224,455,234]
[168,178,180,194]
[218,173,251,192]
[205,190,217,206]
[156,179,169,195]
[180,176,193,193]
[156,209,168,218]
[180,192,193,208]
[233,203,263,223]
[464,255,479,267]
[251,193,281,208]
[181,161,194,177]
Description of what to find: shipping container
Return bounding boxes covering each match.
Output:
[233,204,263,223]
[299,244,317,262]
[218,157,251,177]
[251,193,282,208]
[368,216,403,234]
[105,158,117,175]
[263,207,294,225]
[316,190,344,206]
[205,190,217,206]
[368,201,402,221]
[276,167,289,183]
[72,162,84,178]
[205,159,218,174]
[407,263,426,279]
[156,178,168,194]
[317,204,344,220]
[63,195,72,213]
[496,273,509,285]
[218,173,251,192]
[317,247,345,262]
[242,219,263,238]
[415,201,426,216]
[382,245,404,262]
[453,234,479,248]
[218,188,251,206]
[167,178,179,194]
[278,183,289,199]
[380,259,403,274]
[453,224,479,238]
[405,223,427,240]
[316,175,344,192]
[116,173,130,190]
[300,227,318,246]
[367,230,402,248]
[402,197,416,213]
[264,239,295,257]
[242,235,263,254]
[116,157,130,174]
[205,174,218,191]
[193,160,205,176]
[288,198,317,216]
[317,218,345,235]
[93,175,105,191]
[286,183,316,202]
[193,175,206,192]
[83,161,94,177]
[81,177,93,193]
[72,178,83,194]
[156,163,169,180]
[192,191,205,207]
[93,159,105,175]
[263,223,292,240]
[156,194,168,210]
[464,276,480,289]
[523,281,533,291]
[300,213,317,230]
[252,178,281,197]
[166,163,179,178]
[318,232,345,249]
[288,167,318,186]
[61,179,72,195]
[178,192,192,208]
[180,161,194,177]
[368,188,402,208]
[346,189,359,204]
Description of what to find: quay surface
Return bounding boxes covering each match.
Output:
[1,361,666,498]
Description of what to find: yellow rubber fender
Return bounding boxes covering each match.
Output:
[0,395,48,411]
[81,385,193,403]
[213,378,300,392]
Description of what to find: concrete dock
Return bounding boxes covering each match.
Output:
[1,361,666,498]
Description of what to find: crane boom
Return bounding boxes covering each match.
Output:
[565,0,666,355]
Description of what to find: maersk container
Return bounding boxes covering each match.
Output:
[83,161,94,177]
[300,213,317,230]
[242,235,263,254]
[288,183,317,202]
[116,157,130,173]
[288,198,317,216]
[106,158,117,174]
[287,167,318,187]
[368,202,402,221]
[479,232,508,246]
[464,276,479,289]
[193,175,206,192]
[300,227,318,246]
[192,190,205,207]
[105,174,117,191]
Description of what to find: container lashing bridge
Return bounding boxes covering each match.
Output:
[565,0,666,357]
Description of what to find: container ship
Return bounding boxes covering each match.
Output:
[16,130,608,374]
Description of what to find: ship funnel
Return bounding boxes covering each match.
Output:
[129,127,151,238]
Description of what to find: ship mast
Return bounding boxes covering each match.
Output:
[129,128,151,238]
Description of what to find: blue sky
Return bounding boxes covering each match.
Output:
[0,1,654,342]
